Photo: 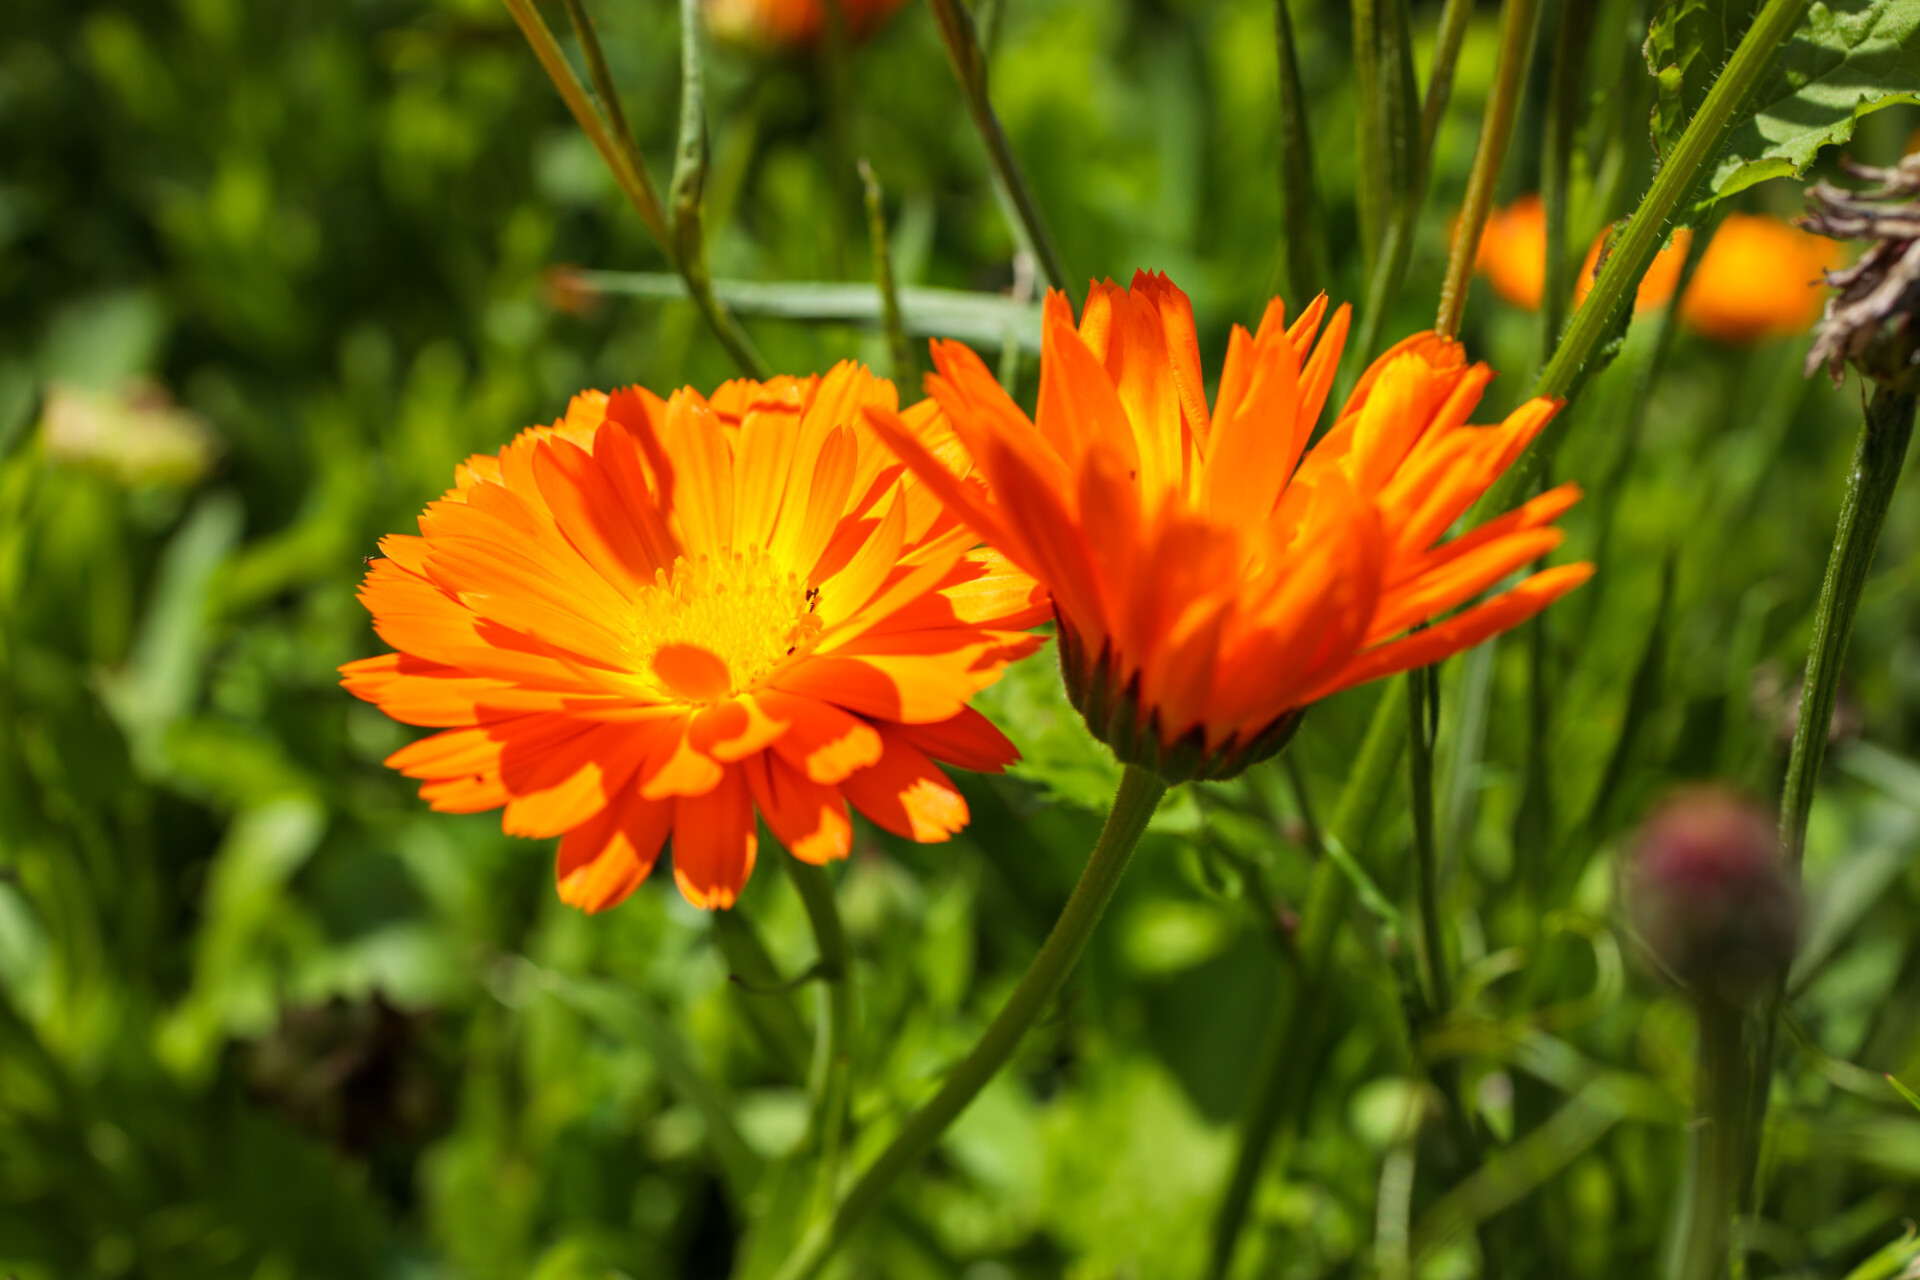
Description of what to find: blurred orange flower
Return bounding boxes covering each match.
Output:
[1474,194,1549,311]
[1674,213,1843,342]
[1480,199,1839,342]
[704,0,907,48]
[870,272,1592,782]
[342,366,1046,912]
[1573,226,1693,315]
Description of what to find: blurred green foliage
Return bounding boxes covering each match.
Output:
[5,0,1920,1276]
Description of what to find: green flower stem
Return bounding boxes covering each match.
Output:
[1433,0,1542,339]
[500,0,669,248]
[785,859,859,1219]
[670,0,772,378]
[1675,999,1753,1280]
[1779,385,1919,865]
[770,765,1168,1280]
[1743,385,1919,1218]
[1206,683,1408,1280]
[858,158,916,386]
[926,0,1074,302]
[499,0,769,378]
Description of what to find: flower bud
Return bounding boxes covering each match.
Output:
[1624,788,1802,1007]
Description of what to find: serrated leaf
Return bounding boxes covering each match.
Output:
[1647,0,1920,219]
[1709,0,1920,200]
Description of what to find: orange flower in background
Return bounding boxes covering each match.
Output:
[870,272,1592,782]
[1474,195,1548,310]
[1675,213,1843,342]
[342,366,1047,912]
[1481,198,1840,341]
[704,0,907,48]
[1574,226,1692,314]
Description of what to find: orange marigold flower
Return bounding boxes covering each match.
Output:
[1474,194,1550,311]
[704,0,906,48]
[1483,199,1839,341]
[341,365,1047,912]
[868,272,1593,782]
[1675,213,1844,342]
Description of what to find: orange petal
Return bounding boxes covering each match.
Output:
[758,689,885,783]
[892,705,1019,773]
[744,752,853,864]
[1304,563,1595,703]
[671,766,758,908]
[556,795,674,913]
[841,728,969,842]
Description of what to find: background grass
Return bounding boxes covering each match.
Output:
[5,0,1920,1276]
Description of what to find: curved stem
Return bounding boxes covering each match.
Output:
[1433,0,1543,339]
[771,766,1167,1280]
[1206,685,1407,1280]
[1779,386,1918,864]
[785,859,858,1218]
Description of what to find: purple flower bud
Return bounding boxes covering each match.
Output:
[1624,788,1802,1007]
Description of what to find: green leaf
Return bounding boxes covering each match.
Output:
[1647,0,1920,213]
[1712,0,1920,199]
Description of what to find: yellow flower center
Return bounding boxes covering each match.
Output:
[632,549,823,702]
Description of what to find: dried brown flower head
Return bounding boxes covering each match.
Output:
[1801,155,1920,387]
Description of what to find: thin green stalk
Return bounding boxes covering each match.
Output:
[1674,1001,1754,1280]
[499,0,669,247]
[1480,0,1811,516]
[499,0,769,377]
[1779,385,1919,864]
[925,0,1073,301]
[1407,666,1448,1018]
[671,0,771,377]
[771,766,1167,1280]
[560,0,641,173]
[785,859,858,1218]
[1540,0,1598,363]
[1434,0,1543,339]
[1419,0,1475,155]
[1206,683,1408,1280]
[858,158,916,386]
[1742,386,1920,1216]
[1273,0,1326,302]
